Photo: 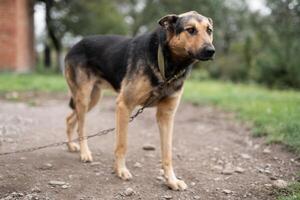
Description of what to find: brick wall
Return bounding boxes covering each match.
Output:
[0,0,34,72]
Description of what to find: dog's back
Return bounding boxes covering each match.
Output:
[65,35,132,91]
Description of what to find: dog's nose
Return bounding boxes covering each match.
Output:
[203,46,215,58]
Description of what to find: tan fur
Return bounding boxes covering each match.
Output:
[63,11,214,191]
[169,16,213,60]
[156,88,187,190]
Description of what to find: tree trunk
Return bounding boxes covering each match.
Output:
[45,0,63,71]
[56,49,64,72]
[44,43,51,68]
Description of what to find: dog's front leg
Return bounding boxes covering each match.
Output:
[114,94,133,180]
[156,89,187,191]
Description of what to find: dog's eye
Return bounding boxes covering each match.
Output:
[186,27,197,35]
[207,27,213,35]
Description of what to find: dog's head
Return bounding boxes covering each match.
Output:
[158,11,215,61]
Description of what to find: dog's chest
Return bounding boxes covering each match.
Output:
[145,78,184,106]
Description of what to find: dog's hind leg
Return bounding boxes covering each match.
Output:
[88,84,102,112]
[156,89,187,191]
[73,76,98,162]
[66,110,80,152]
[66,84,102,153]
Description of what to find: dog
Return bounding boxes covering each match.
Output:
[64,11,215,191]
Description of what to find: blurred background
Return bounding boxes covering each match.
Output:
[0,1,300,198]
[0,0,299,89]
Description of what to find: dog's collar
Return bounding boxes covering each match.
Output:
[157,44,186,84]
[157,44,166,80]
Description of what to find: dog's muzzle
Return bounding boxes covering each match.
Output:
[192,45,215,61]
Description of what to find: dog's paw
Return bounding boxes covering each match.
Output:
[116,167,132,180]
[67,142,80,152]
[80,150,93,162]
[166,179,187,191]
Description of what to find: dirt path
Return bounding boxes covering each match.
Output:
[0,96,299,200]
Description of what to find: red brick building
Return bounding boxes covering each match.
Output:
[0,0,35,72]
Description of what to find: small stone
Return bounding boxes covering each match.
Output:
[90,162,101,166]
[263,148,271,154]
[264,184,272,187]
[264,169,271,174]
[265,163,271,168]
[193,195,201,199]
[257,168,264,173]
[61,185,68,189]
[142,145,156,151]
[217,160,224,165]
[213,165,223,171]
[162,195,173,199]
[270,176,277,180]
[222,189,232,194]
[272,180,288,189]
[240,153,251,159]
[235,167,245,173]
[40,163,53,170]
[49,181,66,186]
[214,177,221,181]
[134,162,142,168]
[222,168,234,175]
[124,187,134,196]
[31,186,41,193]
[222,163,234,175]
[156,176,164,181]
[191,182,196,186]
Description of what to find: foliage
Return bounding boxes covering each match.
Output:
[183,80,300,153]
[204,0,300,89]
[60,0,128,36]
[277,182,300,200]
[35,0,300,89]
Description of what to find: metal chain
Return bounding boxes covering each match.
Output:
[0,69,186,156]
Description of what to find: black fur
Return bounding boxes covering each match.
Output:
[69,97,75,109]
[65,27,194,93]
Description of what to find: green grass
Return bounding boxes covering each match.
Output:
[183,80,300,152]
[1,73,299,153]
[183,80,300,200]
[0,73,67,93]
[0,73,299,199]
[277,183,300,200]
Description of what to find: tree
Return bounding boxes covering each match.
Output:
[35,0,128,71]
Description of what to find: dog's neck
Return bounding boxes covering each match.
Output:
[152,27,195,80]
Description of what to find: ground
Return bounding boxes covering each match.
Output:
[0,95,299,200]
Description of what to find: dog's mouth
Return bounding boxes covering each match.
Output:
[187,50,214,61]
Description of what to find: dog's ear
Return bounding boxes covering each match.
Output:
[208,17,213,26]
[158,14,179,31]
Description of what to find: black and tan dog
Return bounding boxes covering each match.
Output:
[64,11,214,190]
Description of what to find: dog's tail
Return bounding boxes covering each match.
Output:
[69,97,75,110]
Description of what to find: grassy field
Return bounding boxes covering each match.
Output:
[0,73,299,199]
[184,80,300,153]
[0,73,67,93]
[1,73,299,152]
[182,80,300,200]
